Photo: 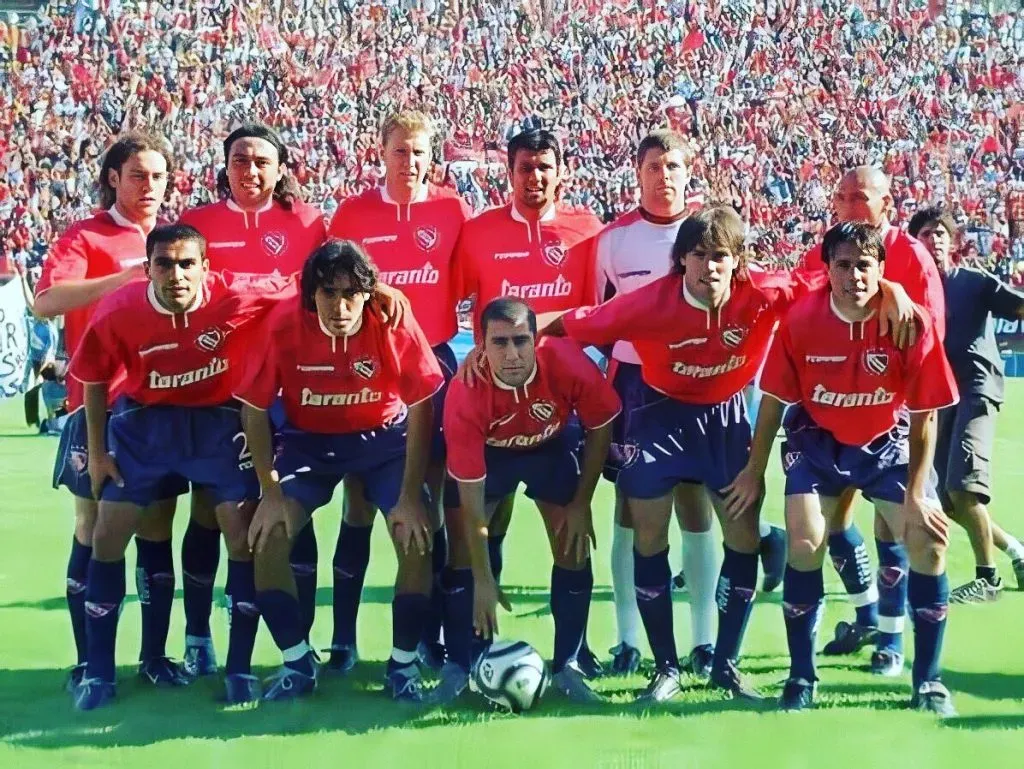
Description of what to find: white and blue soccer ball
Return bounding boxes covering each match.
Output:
[471,640,549,713]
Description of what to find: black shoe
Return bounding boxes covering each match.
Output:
[636,667,682,703]
[608,643,641,676]
[417,641,446,672]
[64,663,87,694]
[138,656,191,687]
[672,570,687,591]
[73,677,116,711]
[911,680,957,718]
[323,644,359,675]
[760,526,786,593]
[385,662,425,703]
[681,644,714,681]
[708,660,763,702]
[779,677,816,711]
[224,673,261,706]
[821,621,878,656]
[575,643,604,680]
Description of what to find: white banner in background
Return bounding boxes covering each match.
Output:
[0,278,29,399]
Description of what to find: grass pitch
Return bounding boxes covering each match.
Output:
[1,388,1022,769]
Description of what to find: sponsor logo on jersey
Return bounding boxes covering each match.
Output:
[486,421,561,449]
[720,325,748,349]
[148,357,229,389]
[671,354,746,378]
[500,274,573,300]
[363,234,398,245]
[488,413,516,431]
[529,400,556,421]
[541,243,567,268]
[810,384,895,407]
[806,354,848,363]
[863,349,890,375]
[261,231,288,257]
[494,251,529,260]
[668,336,708,349]
[379,262,440,286]
[300,386,383,406]
[351,356,377,380]
[195,326,227,353]
[414,226,438,252]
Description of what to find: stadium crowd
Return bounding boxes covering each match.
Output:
[1,0,1023,276]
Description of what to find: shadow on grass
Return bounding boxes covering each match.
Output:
[940,714,1024,731]
[940,669,1024,702]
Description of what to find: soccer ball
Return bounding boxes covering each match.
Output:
[472,640,549,713]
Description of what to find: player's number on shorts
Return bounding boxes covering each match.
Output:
[233,431,254,471]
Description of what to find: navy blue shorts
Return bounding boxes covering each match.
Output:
[101,398,255,507]
[52,408,189,502]
[431,342,458,461]
[780,405,930,505]
[616,386,751,500]
[276,410,414,515]
[603,361,662,483]
[446,421,584,509]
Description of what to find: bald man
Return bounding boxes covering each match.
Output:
[799,166,948,678]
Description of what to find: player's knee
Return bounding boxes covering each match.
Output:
[632,523,668,557]
[787,534,824,567]
[722,514,760,554]
[262,522,292,560]
[905,524,946,572]
[396,549,432,593]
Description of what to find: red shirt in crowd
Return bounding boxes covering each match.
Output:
[443,337,621,482]
[760,286,958,446]
[71,272,295,407]
[35,208,151,411]
[562,270,826,405]
[328,184,471,347]
[454,202,603,341]
[234,295,442,434]
[179,198,326,275]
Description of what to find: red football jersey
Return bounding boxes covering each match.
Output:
[760,287,958,446]
[454,203,603,341]
[443,337,621,482]
[801,225,946,338]
[179,199,326,275]
[70,272,295,407]
[35,209,151,410]
[562,270,826,405]
[234,296,443,434]
[327,185,471,346]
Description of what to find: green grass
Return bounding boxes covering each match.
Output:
[1,388,1023,769]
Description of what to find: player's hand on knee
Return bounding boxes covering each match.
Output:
[905,497,949,546]
[455,345,487,386]
[248,486,290,553]
[558,501,595,563]
[89,451,123,500]
[722,464,764,520]
[389,497,432,556]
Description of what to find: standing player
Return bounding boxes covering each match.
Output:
[454,128,605,675]
[545,207,915,702]
[33,131,188,692]
[908,206,1024,599]
[730,223,958,715]
[236,240,443,702]
[802,166,947,662]
[324,110,471,673]
[67,224,295,710]
[177,123,327,676]
[437,298,620,703]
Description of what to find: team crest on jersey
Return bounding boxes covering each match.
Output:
[541,243,567,269]
[863,349,889,375]
[414,226,439,252]
[351,356,377,380]
[261,231,288,257]
[194,326,229,353]
[529,400,556,421]
[720,325,748,349]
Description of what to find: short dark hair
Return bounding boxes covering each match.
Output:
[217,123,303,211]
[507,129,562,169]
[479,297,537,338]
[670,205,747,275]
[146,223,206,260]
[301,239,378,313]
[98,130,175,210]
[636,129,693,167]
[821,222,886,266]
[908,205,957,240]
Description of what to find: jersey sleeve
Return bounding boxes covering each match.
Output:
[68,306,123,385]
[758,321,804,405]
[35,226,89,296]
[564,344,621,428]
[561,276,677,346]
[233,327,281,411]
[982,272,1024,320]
[572,233,599,308]
[904,319,959,412]
[754,268,829,313]
[442,380,487,482]
[594,230,615,304]
[392,314,444,407]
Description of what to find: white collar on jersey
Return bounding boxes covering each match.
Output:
[226,197,275,215]
[107,204,148,236]
[490,360,538,404]
[682,279,728,330]
[317,312,363,354]
[510,201,557,224]
[146,280,205,330]
[380,182,429,205]
[829,293,876,341]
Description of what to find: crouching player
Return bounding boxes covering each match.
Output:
[68,224,295,710]
[728,223,959,715]
[435,298,620,704]
[236,240,443,702]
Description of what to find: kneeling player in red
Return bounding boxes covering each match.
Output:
[728,223,959,715]
[236,240,443,702]
[68,225,295,710]
[435,298,620,704]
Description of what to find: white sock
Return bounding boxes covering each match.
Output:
[682,529,720,650]
[758,520,773,539]
[283,641,312,663]
[1002,535,1024,562]
[611,523,642,649]
[390,647,419,666]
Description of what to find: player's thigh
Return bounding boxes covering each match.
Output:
[424,458,446,531]
[872,499,904,544]
[536,500,588,570]
[784,493,829,567]
[629,493,674,555]
[92,500,146,561]
[215,499,259,560]
[135,496,178,541]
[72,494,98,544]
[827,486,860,533]
[189,484,219,528]
[342,474,378,527]
[488,492,515,537]
[673,481,714,533]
